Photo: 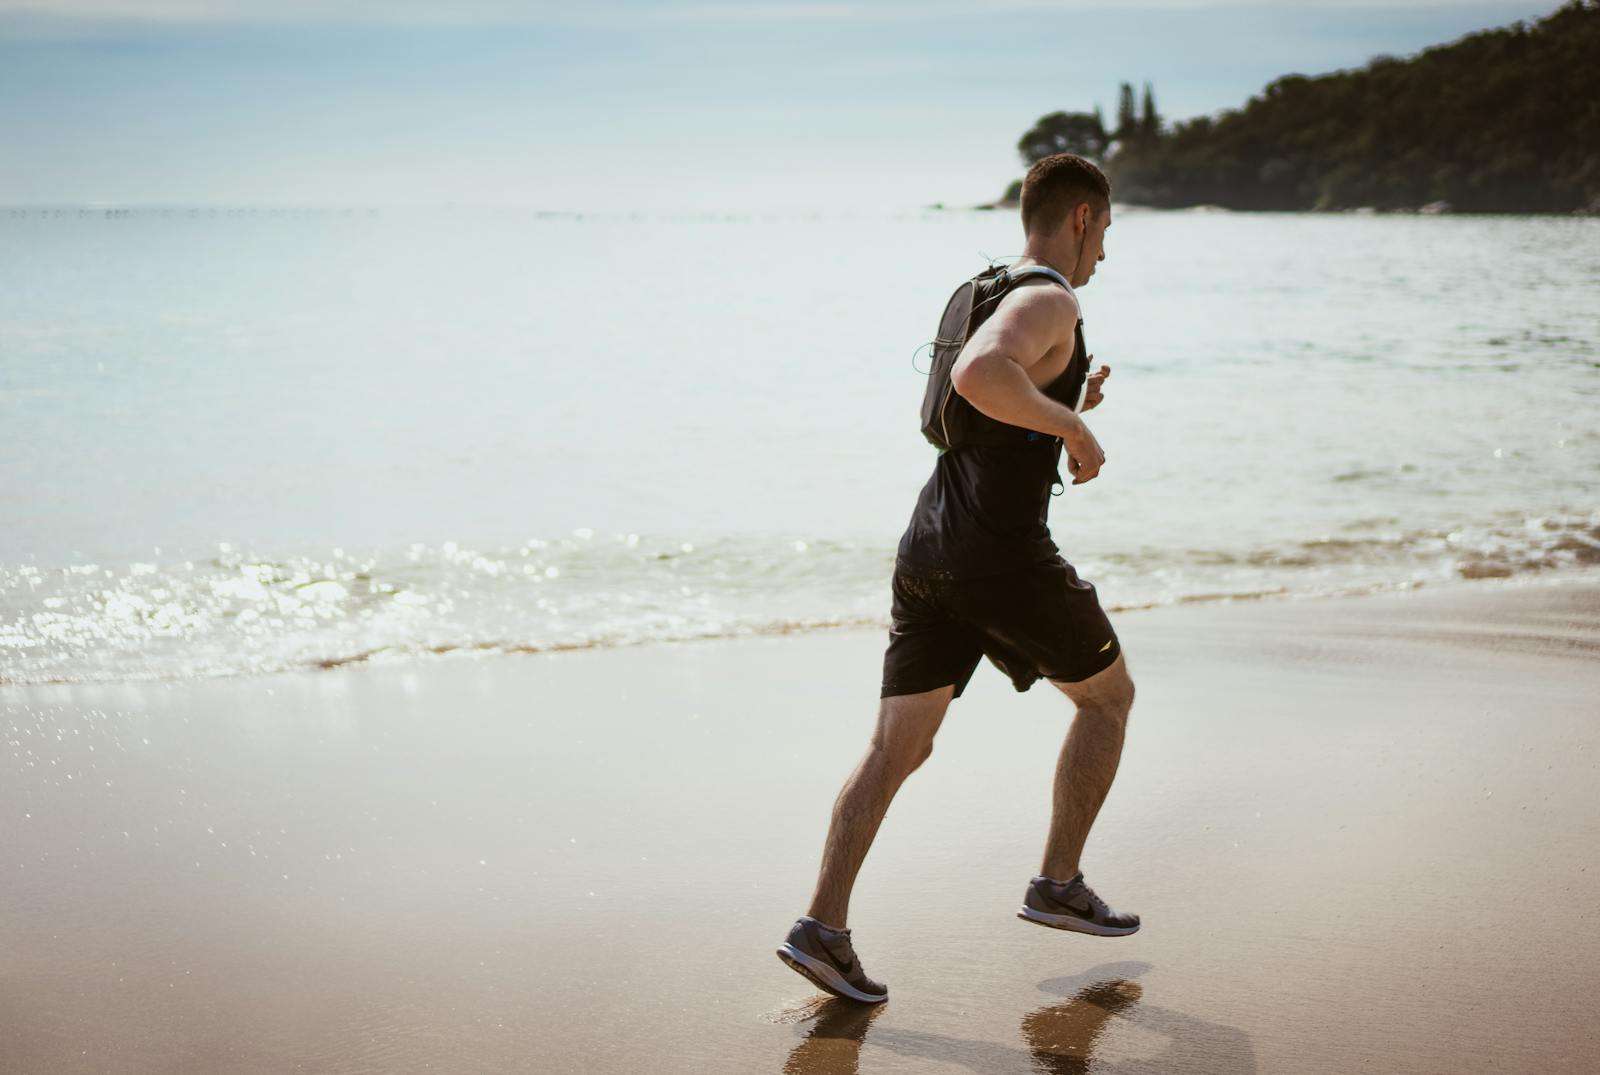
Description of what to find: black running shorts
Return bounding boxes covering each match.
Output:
[880,556,1121,699]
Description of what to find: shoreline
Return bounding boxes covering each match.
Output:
[7,566,1599,690]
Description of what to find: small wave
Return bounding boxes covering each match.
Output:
[307,614,888,674]
[0,535,896,686]
[1144,513,1600,576]
[2,510,1595,685]
[1331,464,1418,484]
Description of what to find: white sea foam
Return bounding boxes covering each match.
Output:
[2,511,1596,684]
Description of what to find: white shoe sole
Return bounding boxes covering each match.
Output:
[776,943,887,1004]
[1017,906,1141,937]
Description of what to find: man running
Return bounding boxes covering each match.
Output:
[777,154,1137,1004]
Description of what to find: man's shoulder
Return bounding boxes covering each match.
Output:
[1005,274,1078,305]
[996,276,1081,328]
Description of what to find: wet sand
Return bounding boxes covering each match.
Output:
[3,577,1599,1073]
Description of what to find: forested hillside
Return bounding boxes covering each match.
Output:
[1011,1,1600,213]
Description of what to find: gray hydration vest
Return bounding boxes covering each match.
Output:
[918,263,1088,453]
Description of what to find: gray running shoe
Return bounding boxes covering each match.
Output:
[776,917,888,1004]
[1017,872,1141,937]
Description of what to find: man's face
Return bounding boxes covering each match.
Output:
[1073,204,1111,288]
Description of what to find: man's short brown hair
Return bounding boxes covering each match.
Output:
[1020,153,1111,236]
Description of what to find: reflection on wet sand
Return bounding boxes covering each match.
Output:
[1027,962,1258,1074]
[781,997,885,1075]
[778,960,1256,1073]
[1022,978,1143,1074]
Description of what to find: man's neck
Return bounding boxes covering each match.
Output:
[1016,249,1074,278]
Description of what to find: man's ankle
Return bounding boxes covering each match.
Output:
[803,912,848,933]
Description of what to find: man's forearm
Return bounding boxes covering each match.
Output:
[953,356,1085,441]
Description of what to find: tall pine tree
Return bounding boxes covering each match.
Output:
[1140,82,1160,139]
[1115,82,1137,140]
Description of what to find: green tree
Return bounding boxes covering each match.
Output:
[1017,110,1110,163]
[1139,82,1161,139]
[1115,82,1137,140]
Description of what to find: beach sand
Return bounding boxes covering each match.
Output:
[3,576,1598,1073]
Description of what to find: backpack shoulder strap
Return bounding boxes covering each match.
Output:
[998,264,1074,294]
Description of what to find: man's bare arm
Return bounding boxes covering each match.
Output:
[949,285,1106,483]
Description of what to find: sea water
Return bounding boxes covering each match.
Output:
[3,206,1597,683]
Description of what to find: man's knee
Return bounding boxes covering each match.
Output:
[1078,695,1132,731]
[1053,653,1135,718]
[869,729,935,779]
[1097,670,1135,718]
[871,686,950,778]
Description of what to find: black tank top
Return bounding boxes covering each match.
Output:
[894,318,1089,580]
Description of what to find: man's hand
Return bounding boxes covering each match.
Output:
[1081,361,1110,411]
[1062,414,1105,484]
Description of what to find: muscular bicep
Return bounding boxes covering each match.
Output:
[950,285,1077,390]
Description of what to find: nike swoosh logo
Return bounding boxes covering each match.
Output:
[1052,896,1094,918]
[1099,640,1113,652]
[812,932,855,974]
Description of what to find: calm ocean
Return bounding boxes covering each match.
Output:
[4,206,1597,683]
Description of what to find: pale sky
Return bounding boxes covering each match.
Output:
[0,1,1563,209]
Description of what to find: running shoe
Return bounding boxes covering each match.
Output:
[1016,872,1141,937]
[776,917,888,1004]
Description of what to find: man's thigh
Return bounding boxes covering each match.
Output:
[881,572,987,699]
[957,558,1122,691]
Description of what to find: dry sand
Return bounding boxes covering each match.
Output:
[3,576,1598,1073]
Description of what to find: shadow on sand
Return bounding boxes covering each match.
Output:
[781,961,1257,1074]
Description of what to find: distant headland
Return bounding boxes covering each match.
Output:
[981,0,1599,215]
